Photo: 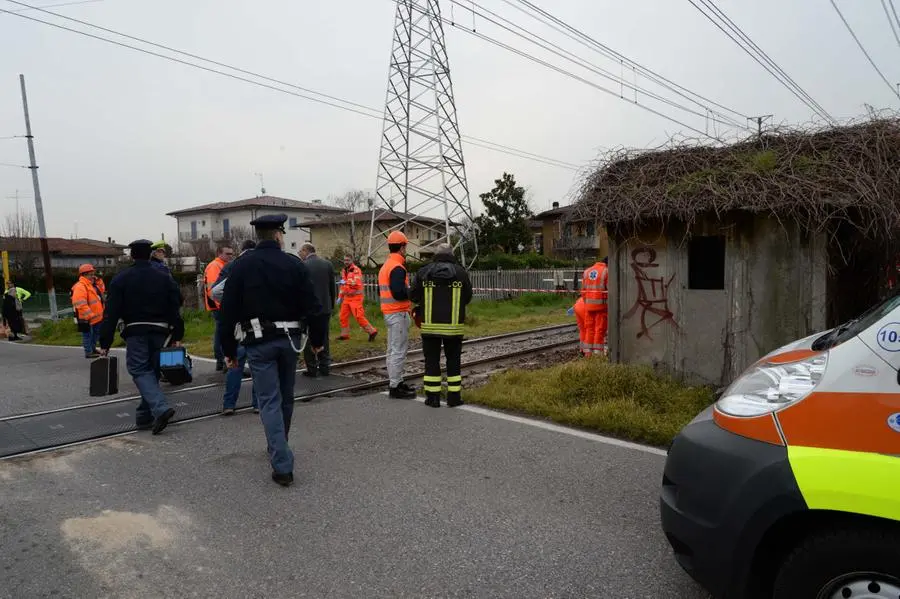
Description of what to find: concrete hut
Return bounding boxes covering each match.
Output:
[572,118,900,386]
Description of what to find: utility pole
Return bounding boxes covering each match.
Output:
[748,114,773,139]
[19,74,57,320]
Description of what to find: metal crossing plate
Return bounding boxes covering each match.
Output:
[0,374,358,459]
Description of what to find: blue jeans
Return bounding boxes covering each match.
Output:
[126,333,172,425]
[81,323,101,356]
[246,335,299,475]
[212,311,224,365]
[223,345,258,410]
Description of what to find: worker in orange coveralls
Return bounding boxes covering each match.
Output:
[580,256,609,355]
[337,254,378,342]
[568,297,588,357]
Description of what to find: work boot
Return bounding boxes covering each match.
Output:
[446,394,464,408]
[302,371,317,378]
[271,471,294,487]
[424,394,441,408]
[368,329,378,342]
[389,385,416,399]
[337,335,350,341]
[152,408,176,435]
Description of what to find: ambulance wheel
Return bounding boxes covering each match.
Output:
[772,525,900,599]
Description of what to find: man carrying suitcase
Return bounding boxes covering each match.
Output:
[98,239,184,435]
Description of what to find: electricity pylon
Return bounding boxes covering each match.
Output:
[367,0,477,266]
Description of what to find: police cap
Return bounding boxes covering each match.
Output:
[128,239,153,249]
[250,213,288,231]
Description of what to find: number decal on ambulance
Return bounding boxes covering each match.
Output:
[876,322,900,352]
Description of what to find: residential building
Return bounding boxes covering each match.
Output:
[165,195,347,255]
[533,202,608,260]
[0,237,127,269]
[298,210,451,264]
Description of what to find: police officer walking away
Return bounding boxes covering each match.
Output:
[298,243,336,379]
[220,215,327,487]
[378,231,416,399]
[410,243,473,407]
[98,239,184,434]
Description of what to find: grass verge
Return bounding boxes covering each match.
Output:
[463,358,715,447]
[30,294,576,360]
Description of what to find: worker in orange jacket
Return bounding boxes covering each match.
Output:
[581,257,609,355]
[568,296,588,356]
[337,254,378,342]
[204,245,234,370]
[72,264,105,358]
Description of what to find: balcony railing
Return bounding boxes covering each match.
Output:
[553,235,599,251]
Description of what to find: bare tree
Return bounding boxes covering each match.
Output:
[225,225,255,249]
[327,189,373,260]
[1,208,37,239]
[0,208,40,272]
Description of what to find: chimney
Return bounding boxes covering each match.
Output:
[107,237,112,244]
[552,201,559,209]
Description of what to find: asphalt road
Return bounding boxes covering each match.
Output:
[0,340,223,418]
[0,389,709,599]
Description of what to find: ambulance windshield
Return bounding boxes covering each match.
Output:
[813,290,900,350]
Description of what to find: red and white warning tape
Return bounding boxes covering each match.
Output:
[359,283,575,294]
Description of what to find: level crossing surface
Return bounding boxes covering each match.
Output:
[0,391,709,599]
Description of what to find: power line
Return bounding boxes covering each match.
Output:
[0,135,24,140]
[453,0,746,130]
[0,0,102,13]
[1,0,581,171]
[0,162,28,169]
[881,0,900,49]
[831,0,900,100]
[687,0,836,122]
[440,14,719,140]
[505,0,750,122]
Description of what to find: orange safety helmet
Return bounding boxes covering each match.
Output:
[78,264,95,275]
[387,231,409,244]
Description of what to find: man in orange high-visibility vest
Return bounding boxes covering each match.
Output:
[337,254,377,342]
[72,264,105,358]
[581,257,609,355]
[204,245,234,371]
[378,231,416,399]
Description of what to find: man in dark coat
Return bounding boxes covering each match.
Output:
[298,243,336,378]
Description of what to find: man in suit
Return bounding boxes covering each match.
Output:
[298,243,336,379]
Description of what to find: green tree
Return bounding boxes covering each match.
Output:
[473,172,533,254]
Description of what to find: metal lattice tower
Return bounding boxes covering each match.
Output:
[367,0,477,266]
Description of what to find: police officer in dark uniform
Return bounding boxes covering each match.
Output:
[219,214,327,487]
[98,239,184,434]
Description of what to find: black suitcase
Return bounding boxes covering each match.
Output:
[89,356,119,397]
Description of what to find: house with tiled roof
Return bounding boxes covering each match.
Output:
[0,237,127,269]
[166,195,348,253]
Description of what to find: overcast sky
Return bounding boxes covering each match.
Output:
[1,0,898,243]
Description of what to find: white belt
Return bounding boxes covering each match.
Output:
[273,321,301,329]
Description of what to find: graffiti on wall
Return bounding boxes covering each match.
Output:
[623,247,678,339]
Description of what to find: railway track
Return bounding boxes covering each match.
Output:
[0,325,579,459]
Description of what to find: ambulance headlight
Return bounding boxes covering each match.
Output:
[716,354,827,416]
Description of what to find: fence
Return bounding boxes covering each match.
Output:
[20,292,73,316]
[359,269,583,302]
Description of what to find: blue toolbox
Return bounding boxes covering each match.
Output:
[159,347,193,386]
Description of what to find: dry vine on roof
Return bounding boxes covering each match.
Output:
[572,114,900,241]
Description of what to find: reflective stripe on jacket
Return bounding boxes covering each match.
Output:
[340,264,364,299]
[71,276,104,325]
[378,254,411,314]
[581,262,608,311]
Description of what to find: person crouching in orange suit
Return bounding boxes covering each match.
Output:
[569,297,588,357]
[580,256,609,355]
[337,254,378,342]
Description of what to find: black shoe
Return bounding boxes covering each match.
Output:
[398,381,416,394]
[318,369,330,377]
[135,421,153,431]
[272,472,294,487]
[446,396,464,408]
[215,362,224,372]
[368,330,378,342]
[152,408,176,435]
[221,408,235,416]
[424,396,440,408]
[389,385,416,399]
[302,371,317,378]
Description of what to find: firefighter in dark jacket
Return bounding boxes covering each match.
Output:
[409,243,473,408]
[98,239,184,435]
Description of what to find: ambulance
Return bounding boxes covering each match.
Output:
[660,292,900,599]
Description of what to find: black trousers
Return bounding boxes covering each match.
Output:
[421,334,463,400]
